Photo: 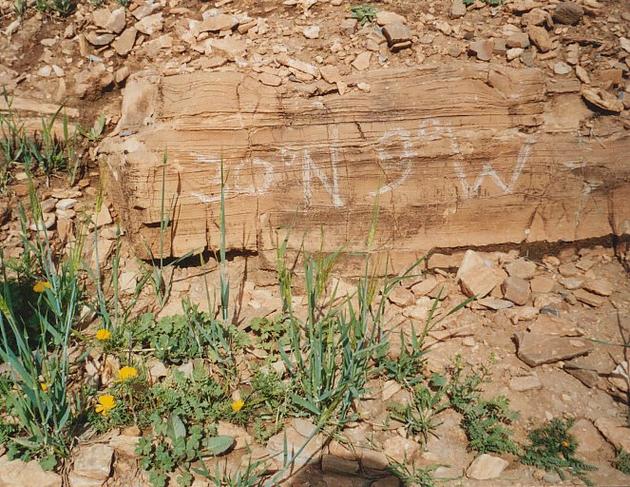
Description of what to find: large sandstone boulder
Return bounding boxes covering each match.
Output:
[100,63,630,265]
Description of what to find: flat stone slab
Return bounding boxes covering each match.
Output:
[100,63,630,261]
[515,331,593,366]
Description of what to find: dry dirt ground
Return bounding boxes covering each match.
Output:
[1,0,630,486]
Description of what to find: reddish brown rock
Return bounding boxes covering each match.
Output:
[515,332,593,366]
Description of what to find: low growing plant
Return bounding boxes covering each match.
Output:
[388,375,449,444]
[446,355,519,455]
[613,449,630,475]
[351,4,377,25]
[520,418,596,486]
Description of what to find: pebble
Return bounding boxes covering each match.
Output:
[303,25,320,39]
[467,454,509,480]
[351,51,372,71]
[553,61,572,75]
[553,2,584,25]
[469,39,494,61]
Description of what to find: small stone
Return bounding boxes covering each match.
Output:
[94,206,112,228]
[109,434,140,458]
[112,27,136,56]
[506,32,530,49]
[302,25,320,39]
[515,332,593,366]
[73,444,113,480]
[502,276,531,305]
[450,0,467,18]
[554,61,572,75]
[528,25,552,52]
[388,285,415,307]
[530,276,555,293]
[478,297,514,310]
[356,82,371,92]
[506,47,524,60]
[0,458,62,487]
[411,276,438,296]
[559,277,583,290]
[581,87,623,113]
[277,55,318,77]
[68,473,103,487]
[199,14,237,33]
[321,454,360,475]
[582,278,612,296]
[594,417,630,453]
[509,375,542,391]
[382,23,412,47]
[115,66,130,84]
[384,436,420,464]
[435,20,452,36]
[258,72,282,87]
[620,37,630,54]
[553,2,584,25]
[131,3,158,20]
[528,315,579,336]
[566,43,579,65]
[85,31,115,46]
[575,65,590,84]
[573,288,605,307]
[558,262,579,277]
[522,8,552,27]
[469,39,493,61]
[135,13,163,35]
[459,264,503,299]
[351,51,372,71]
[509,0,539,14]
[390,40,412,52]
[382,380,402,401]
[505,258,536,280]
[375,11,407,26]
[466,454,509,480]
[106,7,126,34]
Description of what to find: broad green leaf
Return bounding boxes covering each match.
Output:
[204,435,234,455]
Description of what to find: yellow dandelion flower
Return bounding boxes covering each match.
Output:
[95,394,116,416]
[561,440,570,448]
[40,382,49,392]
[118,366,138,382]
[33,281,52,293]
[95,328,112,341]
[231,399,245,412]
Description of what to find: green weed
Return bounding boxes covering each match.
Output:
[388,375,449,444]
[520,418,596,486]
[613,449,630,474]
[35,0,75,16]
[137,412,233,487]
[0,92,80,190]
[446,356,519,455]
[351,4,377,25]
[0,186,85,466]
[388,460,436,487]
[196,455,268,486]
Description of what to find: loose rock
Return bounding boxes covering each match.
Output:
[528,25,552,52]
[515,332,593,366]
[581,87,623,113]
[553,2,584,25]
[502,276,531,305]
[466,454,508,480]
[73,444,113,480]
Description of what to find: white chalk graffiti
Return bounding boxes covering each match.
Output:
[186,121,536,206]
[451,136,533,199]
[369,128,414,197]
